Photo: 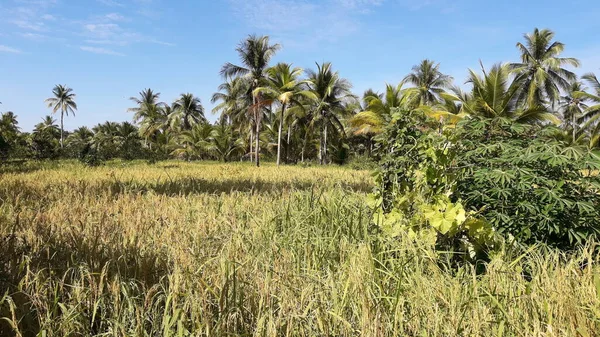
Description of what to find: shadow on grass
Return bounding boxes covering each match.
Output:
[0,220,172,337]
[0,160,46,175]
[100,176,373,196]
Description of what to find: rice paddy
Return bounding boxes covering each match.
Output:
[1,160,599,336]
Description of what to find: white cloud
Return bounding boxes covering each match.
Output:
[0,45,22,53]
[19,32,47,40]
[96,0,125,7]
[84,23,121,38]
[84,39,128,46]
[41,14,56,20]
[80,46,125,56]
[227,0,380,48]
[105,13,126,21]
[334,0,384,9]
[4,0,173,55]
[12,19,45,31]
[396,0,456,12]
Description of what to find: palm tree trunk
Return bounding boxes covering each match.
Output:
[276,103,286,166]
[249,128,253,162]
[318,128,323,165]
[286,124,291,163]
[255,115,260,167]
[254,95,260,167]
[323,122,328,165]
[572,112,577,142]
[60,110,64,148]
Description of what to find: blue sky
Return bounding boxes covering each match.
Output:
[1,0,599,131]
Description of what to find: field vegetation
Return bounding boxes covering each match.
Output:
[1,161,599,336]
[2,27,600,336]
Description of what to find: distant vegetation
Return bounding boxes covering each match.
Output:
[1,28,600,166]
[1,28,600,336]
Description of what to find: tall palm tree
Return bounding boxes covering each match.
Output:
[220,34,281,167]
[307,62,354,164]
[138,104,169,148]
[255,63,316,166]
[212,77,250,125]
[45,84,77,148]
[128,88,163,123]
[571,72,600,148]
[171,93,207,130]
[510,28,580,107]
[402,59,452,107]
[458,63,558,124]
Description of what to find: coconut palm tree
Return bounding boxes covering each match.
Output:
[207,121,245,162]
[458,63,558,124]
[128,88,162,122]
[220,34,281,167]
[510,28,580,107]
[138,103,169,148]
[307,62,354,164]
[576,73,600,122]
[171,123,213,160]
[65,126,94,155]
[212,77,250,125]
[569,72,600,148]
[402,59,452,107]
[170,93,207,130]
[32,116,60,158]
[45,84,77,148]
[559,81,590,141]
[212,78,254,160]
[254,63,316,166]
[0,111,20,137]
[34,115,60,135]
[348,83,408,137]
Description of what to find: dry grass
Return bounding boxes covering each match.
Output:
[1,160,599,336]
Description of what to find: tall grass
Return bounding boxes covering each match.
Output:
[1,160,599,336]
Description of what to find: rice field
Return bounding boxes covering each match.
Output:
[1,160,599,336]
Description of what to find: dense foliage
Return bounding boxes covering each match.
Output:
[1,28,600,250]
[372,109,600,251]
[453,117,600,248]
[3,28,600,168]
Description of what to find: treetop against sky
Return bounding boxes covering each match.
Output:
[1,0,599,131]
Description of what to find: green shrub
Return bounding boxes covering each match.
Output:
[370,108,495,259]
[347,155,378,170]
[452,117,600,248]
[372,109,600,251]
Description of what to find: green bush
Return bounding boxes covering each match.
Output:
[372,109,600,252]
[452,117,600,248]
[347,155,378,170]
[370,109,495,259]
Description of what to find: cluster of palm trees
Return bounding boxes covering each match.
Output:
[126,88,247,161]
[349,29,600,150]
[2,28,600,164]
[213,35,355,166]
[128,35,356,165]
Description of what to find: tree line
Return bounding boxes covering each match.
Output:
[1,28,599,165]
